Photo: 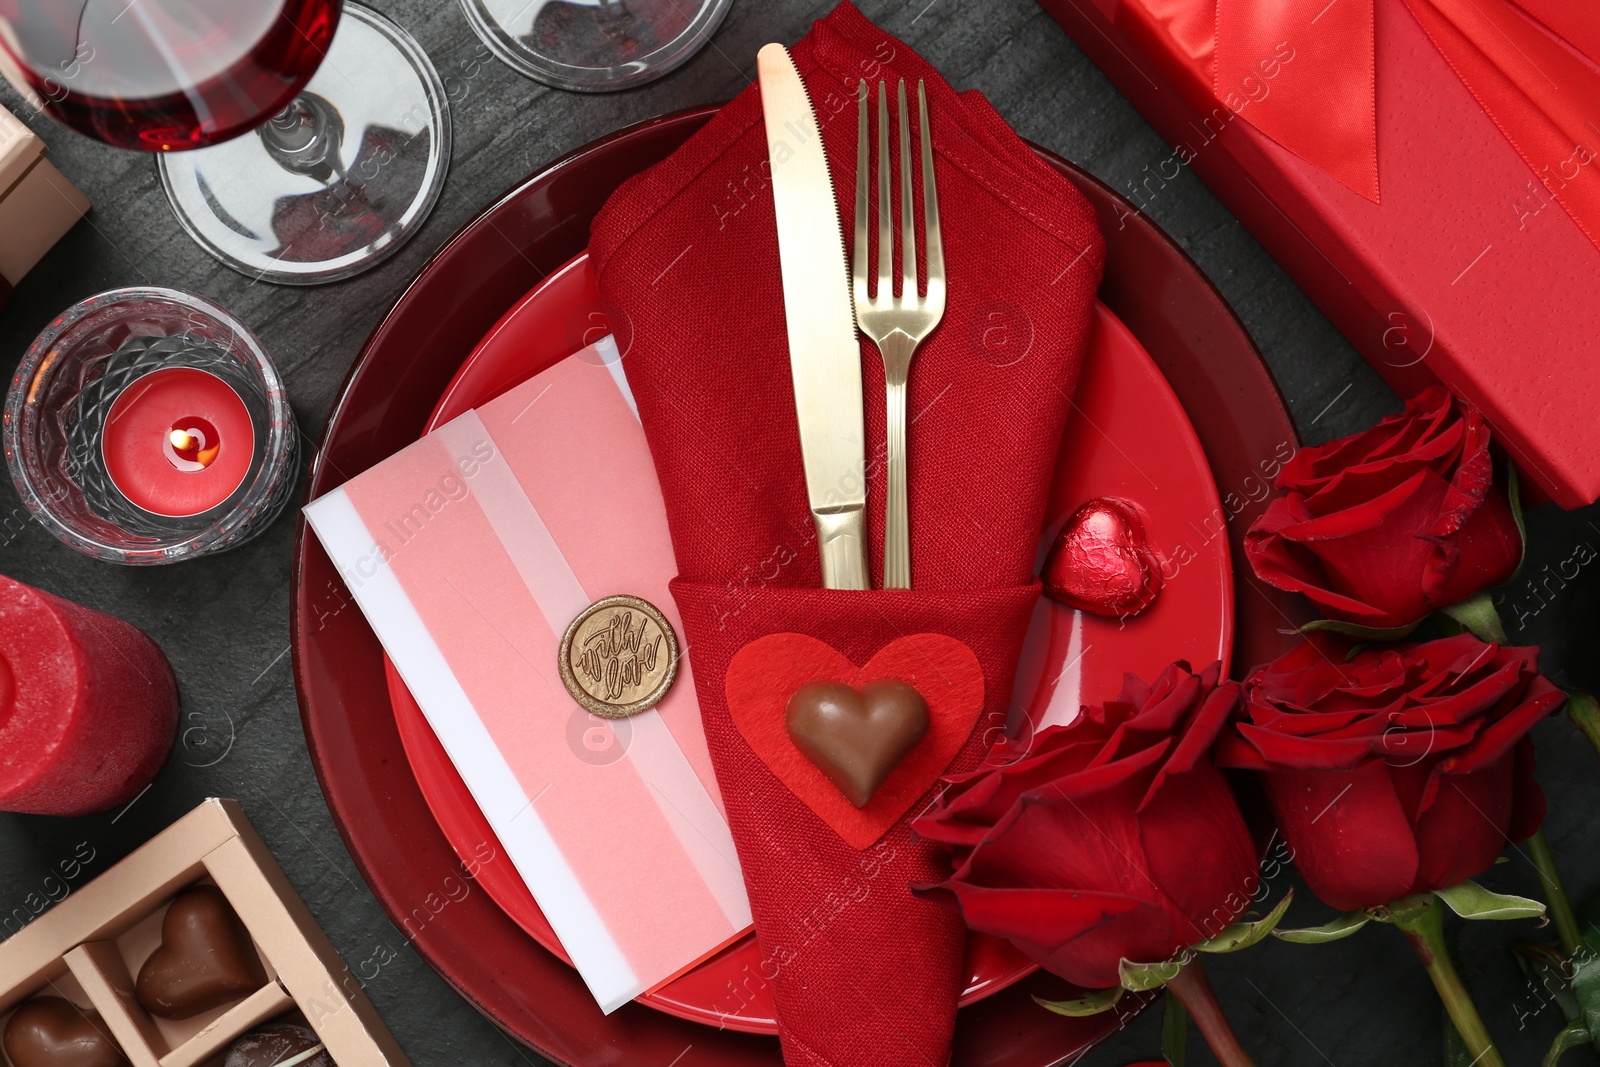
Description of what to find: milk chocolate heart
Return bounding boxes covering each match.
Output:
[135,886,267,1019]
[785,680,930,808]
[1042,497,1163,617]
[2,997,129,1067]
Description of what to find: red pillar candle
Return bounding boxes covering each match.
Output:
[102,368,256,516]
[0,575,178,815]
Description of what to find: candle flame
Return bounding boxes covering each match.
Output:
[169,428,195,451]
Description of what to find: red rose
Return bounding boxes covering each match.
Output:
[913,663,1258,989]
[1216,634,1561,912]
[1245,387,1521,630]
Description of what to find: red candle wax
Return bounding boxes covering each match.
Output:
[102,368,255,516]
[0,575,178,816]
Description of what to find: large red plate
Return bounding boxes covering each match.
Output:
[292,107,1302,1067]
[379,251,1230,1031]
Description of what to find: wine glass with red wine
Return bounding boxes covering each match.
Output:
[0,0,450,284]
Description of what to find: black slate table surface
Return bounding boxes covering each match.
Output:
[3,2,1598,1065]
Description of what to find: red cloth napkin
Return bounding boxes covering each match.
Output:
[590,5,1104,1063]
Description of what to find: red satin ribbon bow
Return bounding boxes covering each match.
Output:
[1121,0,1600,248]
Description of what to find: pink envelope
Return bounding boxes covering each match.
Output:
[305,343,751,1013]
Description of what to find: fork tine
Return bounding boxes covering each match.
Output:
[876,80,892,303]
[918,80,944,310]
[897,78,916,301]
[853,80,870,311]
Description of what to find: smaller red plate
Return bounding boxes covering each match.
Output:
[380,252,1231,1033]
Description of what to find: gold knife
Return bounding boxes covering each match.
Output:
[757,43,870,591]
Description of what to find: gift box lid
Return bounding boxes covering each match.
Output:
[1041,0,1600,508]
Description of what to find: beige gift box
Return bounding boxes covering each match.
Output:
[0,799,412,1067]
[0,105,88,294]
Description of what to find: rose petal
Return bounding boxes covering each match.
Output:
[1263,763,1420,911]
[1150,669,1237,783]
[1245,499,1394,621]
[1509,737,1546,842]
[1410,757,1515,894]
[1447,672,1564,773]
[967,789,1156,898]
[1138,765,1259,943]
[1028,739,1172,803]
[925,881,1172,989]
[1236,721,1376,770]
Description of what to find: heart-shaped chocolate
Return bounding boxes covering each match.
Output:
[223,1022,332,1067]
[785,679,930,808]
[1042,497,1163,617]
[2,997,129,1067]
[135,885,267,1019]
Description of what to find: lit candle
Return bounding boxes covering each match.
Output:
[0,574,178,816]
[101,368,256,517]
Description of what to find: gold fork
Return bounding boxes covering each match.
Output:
[853,78,945,591]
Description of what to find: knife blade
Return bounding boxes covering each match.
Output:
[757,43,870,591]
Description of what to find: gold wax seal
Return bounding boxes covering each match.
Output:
[559,595,679,719]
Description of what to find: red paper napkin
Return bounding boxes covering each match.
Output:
[590,5,1104,1063]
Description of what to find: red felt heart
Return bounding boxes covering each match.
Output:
[1042,497,1163,617]
[726,633,984,848]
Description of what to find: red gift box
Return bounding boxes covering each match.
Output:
[1039,0,1600,507]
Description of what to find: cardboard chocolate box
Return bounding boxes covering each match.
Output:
[0,799,410,1067]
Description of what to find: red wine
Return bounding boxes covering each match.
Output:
[0,0,340,151]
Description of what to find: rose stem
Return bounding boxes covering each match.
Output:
[1528,827,1582,956]
[1395,897,1505,1067]
[1164,960,1256,1067]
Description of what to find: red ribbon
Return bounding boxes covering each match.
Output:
[1119,0,1600,248]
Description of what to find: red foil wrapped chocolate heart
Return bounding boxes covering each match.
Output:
[1041,498,1163,617]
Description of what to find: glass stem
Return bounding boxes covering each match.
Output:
[1395,897,1504,1067]
[1164,960,1256,1067]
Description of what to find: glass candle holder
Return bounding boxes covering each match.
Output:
[4,287,299,564]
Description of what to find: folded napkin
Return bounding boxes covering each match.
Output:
[590,5,1104,1063]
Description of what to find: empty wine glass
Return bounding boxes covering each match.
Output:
[459,0,732,91]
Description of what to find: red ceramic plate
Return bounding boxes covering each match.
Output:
[293,106,1303,1067]
[378,250,1230,1032]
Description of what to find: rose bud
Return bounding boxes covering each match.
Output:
[1216,634,1562,912]
[912,662,1258,989]
[1244,386,1521,630]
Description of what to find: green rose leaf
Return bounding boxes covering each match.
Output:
[1034,986,1124,1018]
[1542,1022,1591,1067]
[1119,956,1186,992]
[1300,617,1423,642]
[1567,689,1600,762]
[1512,941,1582,1023]
[1569,953,1600,1046]
[1436,880,1546,921]
[1193,890,1295,954]
[1438,591,1509,645]
[1273,911,1370,944]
